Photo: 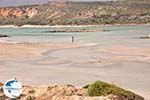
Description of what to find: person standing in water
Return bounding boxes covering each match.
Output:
[72,36,74,43]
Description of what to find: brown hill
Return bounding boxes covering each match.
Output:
[0,1,150,25]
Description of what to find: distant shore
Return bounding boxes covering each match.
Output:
[0,23,150,28]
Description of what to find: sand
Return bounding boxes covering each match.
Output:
[0,40,150,99]
[0,23,150,28]
[0,42,68,60]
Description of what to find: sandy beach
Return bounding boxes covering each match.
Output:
[0,23,150,29]
[0,41,150,99]
[0,0,150,99]
[0,24,150,99]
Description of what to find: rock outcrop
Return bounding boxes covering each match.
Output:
[0,80,144,100]
[43,29,105,33]
[0,85,118,100]
[0,34,8,38]
[0,7,37,18]
[140,35,150,39]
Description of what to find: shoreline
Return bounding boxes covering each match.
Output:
[0,23,150,28]
[0,25,150,99]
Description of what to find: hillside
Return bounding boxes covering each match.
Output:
[0,0,150,26]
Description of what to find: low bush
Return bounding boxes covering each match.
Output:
[87,80,144,100]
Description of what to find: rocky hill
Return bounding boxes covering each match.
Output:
[0,0,150,26]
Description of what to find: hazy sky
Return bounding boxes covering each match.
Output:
[0,0,116,7]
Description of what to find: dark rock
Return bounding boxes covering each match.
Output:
[140,35,150,39]
[43,30,110,33]
[0,34,9,38]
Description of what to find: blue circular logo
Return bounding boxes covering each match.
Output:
[3,79,23,98]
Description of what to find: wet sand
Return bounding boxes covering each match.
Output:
[0,41,150,99]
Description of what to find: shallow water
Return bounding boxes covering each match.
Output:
[0,25,150,45]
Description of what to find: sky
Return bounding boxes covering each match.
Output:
[0,0,117,7]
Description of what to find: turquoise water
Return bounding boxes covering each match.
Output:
[0,25,150,46]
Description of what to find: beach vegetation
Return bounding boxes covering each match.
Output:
[87,80,144,100]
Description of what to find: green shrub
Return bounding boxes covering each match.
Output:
[87,80,144,100]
